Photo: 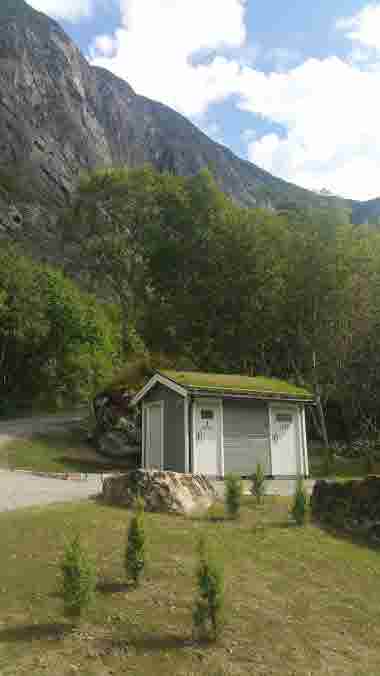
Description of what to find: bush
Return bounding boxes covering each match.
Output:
[250,462,266,504]
[60,534,96,620]
[224,473,243,519]
[125,496,145,585]
[193,537,224,641]
[322,447,334,476]
[291,477,308,526]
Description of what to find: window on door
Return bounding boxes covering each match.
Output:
[201,409,214,420]
[276,414,292,423]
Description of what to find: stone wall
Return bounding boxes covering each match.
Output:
[311,477,380,543]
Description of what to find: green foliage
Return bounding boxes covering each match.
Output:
[125,497,146,585]
[224,473,243,519]
[291,478,308,526]
[56,165,380,437]
[193,537,224,641]
[250,462,266,505]
[364,447,376,475]
[60,533,96,620]
[322,447,334,477]
[0,245,122,410]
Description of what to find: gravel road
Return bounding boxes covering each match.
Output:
[0,469,102,512]
[0,412,103,512]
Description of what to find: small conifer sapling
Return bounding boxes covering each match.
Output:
[193,537,224,641]
[60,533,96,621]
[125,496,146,585]
[225,473,243,519]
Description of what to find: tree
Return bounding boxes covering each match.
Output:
[193,537,224,641]
[125,497,146,585]
[225,473,243,519]
[60,534,96,620]
[0,245,122,411]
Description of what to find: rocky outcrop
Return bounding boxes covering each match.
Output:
[102,469,217,514]
[0,0,354,250]
[311,477,380,543]
[96,430,140,459]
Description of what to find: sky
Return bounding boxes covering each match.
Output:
[27,0,380,201]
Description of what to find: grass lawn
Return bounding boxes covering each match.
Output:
[0,498,379,675]
[0,432,135,474]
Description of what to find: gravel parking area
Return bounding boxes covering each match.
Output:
[0,469,102,512]
[0,412,105,511]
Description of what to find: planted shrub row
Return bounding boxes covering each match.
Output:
[60,498,225,641]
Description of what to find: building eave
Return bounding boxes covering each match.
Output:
[187,387,315,404]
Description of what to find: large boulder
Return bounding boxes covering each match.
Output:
[102,469,217,515]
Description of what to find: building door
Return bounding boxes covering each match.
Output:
[145,402,163,470]
[269,406,299,476]
[193,400,222,475]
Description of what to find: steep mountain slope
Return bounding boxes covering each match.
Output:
[0,0,378,252]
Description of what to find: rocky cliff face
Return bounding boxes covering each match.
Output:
[0,0,378,252]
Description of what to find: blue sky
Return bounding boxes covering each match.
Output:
[28,0,380,200]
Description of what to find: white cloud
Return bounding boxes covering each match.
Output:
[337,4,380,51]
[241,56,380,199]
[28,0,94,22]
[89,0,247,116]
[91,34,118,58]
[88,0,380,200]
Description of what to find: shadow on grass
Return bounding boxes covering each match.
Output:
[97,580,134,594]
[315,519,380,552]
[268,520,298,529]
[58,456,134,474]
[131,633,193,654]
[0,622,74,643]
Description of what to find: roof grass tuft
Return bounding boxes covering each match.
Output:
[159,370,313,400]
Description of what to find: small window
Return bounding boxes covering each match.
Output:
[201,409,214,420]
[276,413,292,423]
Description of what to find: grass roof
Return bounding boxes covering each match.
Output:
[159,370,314,400]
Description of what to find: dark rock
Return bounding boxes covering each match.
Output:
[96,430,139,459]
[0,0,367,263]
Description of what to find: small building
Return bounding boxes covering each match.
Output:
[131,370,314,478]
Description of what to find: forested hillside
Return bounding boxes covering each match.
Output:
[53,166,380,439]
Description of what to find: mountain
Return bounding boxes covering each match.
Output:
[0,0,379,254]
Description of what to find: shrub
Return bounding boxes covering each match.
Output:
[291,477,308,526]
[224,473,243,519]
[125,496,145,585]
[364,446,376,474]
[60,533,96,620]
[250,462,266,504]
[322,447,334,476]
[193,537,224,641]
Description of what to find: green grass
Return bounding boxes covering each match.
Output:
[0,432,135,474]
[0,497,379,675]
[160,370,313,399]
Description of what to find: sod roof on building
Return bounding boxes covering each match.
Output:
[159,370,314,400]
